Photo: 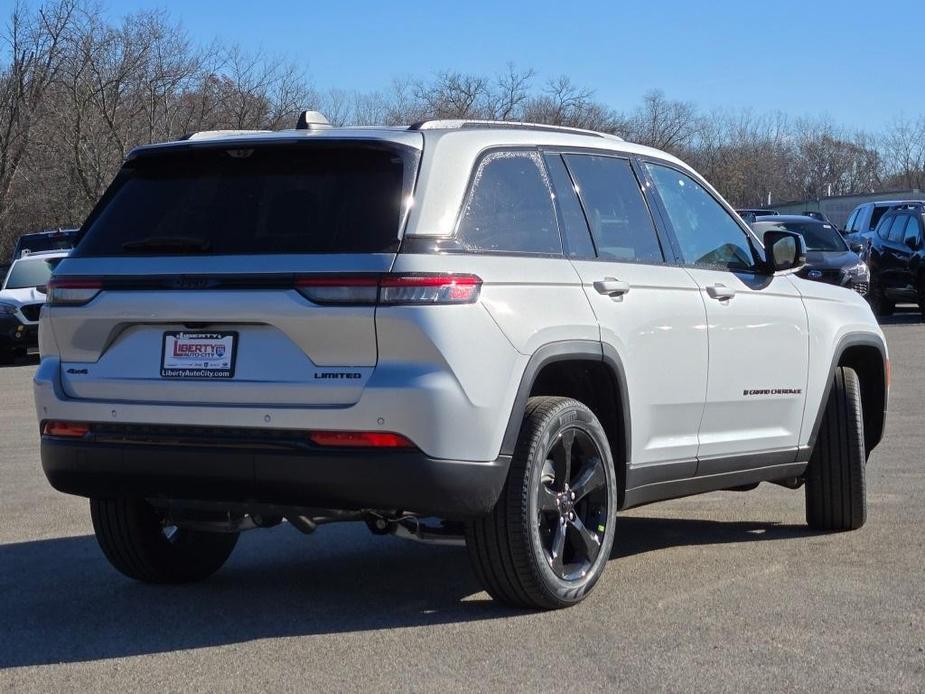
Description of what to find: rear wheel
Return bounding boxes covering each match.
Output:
[805,367,866,531]
[466,397,617,609]
[90,497,238,583]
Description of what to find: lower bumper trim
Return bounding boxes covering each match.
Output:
[41,437,509,518]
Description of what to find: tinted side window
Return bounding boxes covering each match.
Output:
[563,154,663,263]
[870,206,889,231]
[903,216,922,247]
[646,163,754,271]
[889,216,910,243]
[456,151,562,254]
[544,154,595,258]
[877,216,894,239]
[845,209,859,232]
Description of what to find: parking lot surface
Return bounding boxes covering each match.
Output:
[1,313,923,693]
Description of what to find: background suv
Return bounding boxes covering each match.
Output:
[750,215,869,295]
[0,250,67,362]
[843,200,925,249]
[865,203,925,316]
[35,115,888,609]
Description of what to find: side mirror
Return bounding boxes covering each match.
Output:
[35,284,47,295]
[763,230,806,274]
[850,242,864,254]
[906,236,919,250]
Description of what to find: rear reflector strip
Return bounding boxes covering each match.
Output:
[308,431,415,448]
[42,421,90,438]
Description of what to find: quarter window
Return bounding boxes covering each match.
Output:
[563,154,664,264]
[646,163,755,271]
[456,151,562,254]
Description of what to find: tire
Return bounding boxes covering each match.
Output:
[466,396,618,609]
[90,497,238,583]
[805,367,866,531]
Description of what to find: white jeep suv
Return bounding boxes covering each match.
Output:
[35,114,888,609]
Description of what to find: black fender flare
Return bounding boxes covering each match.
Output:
[499,340,632,462]
[806,332,888,456]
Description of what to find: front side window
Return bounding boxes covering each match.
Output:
[563,154,663,264]
[646,163,755,271]
[845,209,859,232]
[456,151,562,254]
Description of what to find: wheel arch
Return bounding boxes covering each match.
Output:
[500,341,630,505]
[808,333,888,457]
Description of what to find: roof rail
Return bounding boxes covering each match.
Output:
[408,119,623,141]
[180,129,272,141]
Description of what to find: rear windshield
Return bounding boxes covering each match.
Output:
[15,232,77,257]
[74,143,418,257]
[4,257,63,289]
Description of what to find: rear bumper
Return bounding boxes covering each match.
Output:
[40,436,510,518]
[0,316,36,349]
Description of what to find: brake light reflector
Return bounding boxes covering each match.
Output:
[295,276,379,305]
[42,421,90,438]
[308,431,415,448]
[294,273,482,306]
[379,274,481,305]
[46,278,103,306]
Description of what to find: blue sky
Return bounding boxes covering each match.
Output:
[100,0,923,130]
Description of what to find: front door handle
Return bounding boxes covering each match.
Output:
[593,277,631,297]
[706,283,736,300]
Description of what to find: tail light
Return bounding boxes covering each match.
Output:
[46,278,103,306]
[379,274,481,305]
[296,273,481,306]
[42,421,90,438]
[308,431,415,448]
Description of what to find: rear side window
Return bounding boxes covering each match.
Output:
[646,163,755,271]
[456,151,562,254]
[903,216,922,247]
[544,154,596,258]
[889,216,910,243]
[75,144,418,256]
[563,154,663,263]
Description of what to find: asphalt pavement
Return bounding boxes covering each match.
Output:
[1,311,923,692]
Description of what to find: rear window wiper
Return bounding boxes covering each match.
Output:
[121,236,212,253]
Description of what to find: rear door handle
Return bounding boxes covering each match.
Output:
[706,283,736,300]
[593,277,631,297]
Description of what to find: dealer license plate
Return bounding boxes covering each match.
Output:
[161,331,237,379]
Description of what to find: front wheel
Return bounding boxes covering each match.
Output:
[90,497,238,583]
[466,397,618,609]
[805,367,867,531]
[868,281,894,317]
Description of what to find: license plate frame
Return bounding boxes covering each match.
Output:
[160,331,238,379]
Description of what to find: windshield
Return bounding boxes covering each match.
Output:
[14,232,76,258]
[75,142,419,257]
[4,257,62,289]
[771,221,847,252]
